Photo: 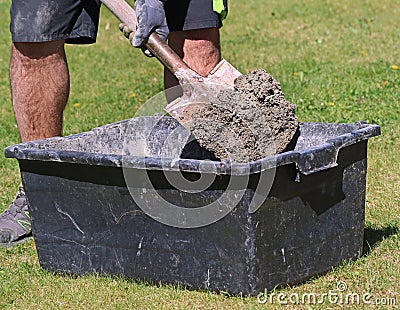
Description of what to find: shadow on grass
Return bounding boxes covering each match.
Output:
[363,223,399,256]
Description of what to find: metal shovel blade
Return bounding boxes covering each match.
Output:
[164,59,242,123]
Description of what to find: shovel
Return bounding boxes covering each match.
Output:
[101,0,241,122]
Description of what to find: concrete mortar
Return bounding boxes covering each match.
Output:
[189,69,298,162]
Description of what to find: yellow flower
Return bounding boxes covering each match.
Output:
[328,101,335,107]
[391,64,398,70]
[359,50,366,56]
[73,103,80,108]
[128,93,137,98]
[293,72,299,77]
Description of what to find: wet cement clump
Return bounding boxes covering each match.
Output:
[189,69,298,162]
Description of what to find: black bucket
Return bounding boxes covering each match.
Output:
[5,117,380,294]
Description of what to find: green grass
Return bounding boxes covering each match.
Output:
[0,0,399,308]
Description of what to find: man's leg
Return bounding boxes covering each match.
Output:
[1,0,101,247]
[0,41,70,246]
[164,27,221,90]
[10,41,69,142]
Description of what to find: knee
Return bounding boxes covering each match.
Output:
[169,28,221,55]
[12,40,65,60]
[168,28,221,77]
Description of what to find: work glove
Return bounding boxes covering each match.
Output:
[132,0,169,57]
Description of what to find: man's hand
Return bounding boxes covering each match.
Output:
[132,0,168,56]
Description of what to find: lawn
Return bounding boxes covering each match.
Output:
[0,0,399,308]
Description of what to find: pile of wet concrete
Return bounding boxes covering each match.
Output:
[189,69,298,162]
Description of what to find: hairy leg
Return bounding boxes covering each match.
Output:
[10,41,69,142]
[164,27,221,91]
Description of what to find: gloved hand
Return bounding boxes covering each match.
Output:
[132,0,169,56]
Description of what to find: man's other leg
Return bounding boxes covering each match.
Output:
[164,27,221,90]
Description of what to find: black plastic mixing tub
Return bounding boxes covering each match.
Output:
[5,117,380,295]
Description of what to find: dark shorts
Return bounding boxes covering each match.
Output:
[10,0,101,44]
[10,0,227,44]
[165,0,227,32]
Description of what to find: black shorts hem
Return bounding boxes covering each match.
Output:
[11,31,97,44]
[169,20,222,32]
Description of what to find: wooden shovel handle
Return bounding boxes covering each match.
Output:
[101,0,193,78]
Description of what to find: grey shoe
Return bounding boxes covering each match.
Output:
[0,187,32,247]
